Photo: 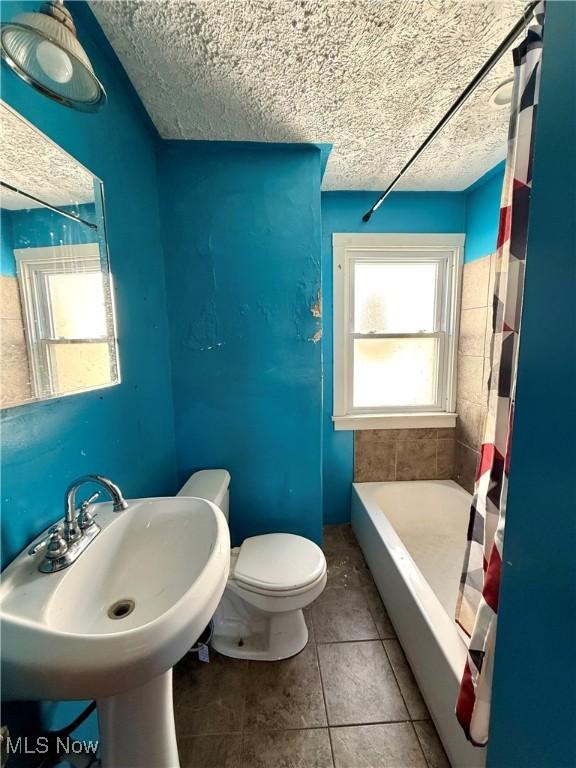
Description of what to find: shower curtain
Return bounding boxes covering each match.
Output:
[455,1,545,746]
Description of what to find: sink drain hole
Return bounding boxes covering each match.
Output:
[108,599,135,620]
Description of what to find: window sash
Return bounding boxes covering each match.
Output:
[332,234,464,422]
[348,334,445,414]
[350,256,446,336]
[347,255,448,414]
[15,245,117,398]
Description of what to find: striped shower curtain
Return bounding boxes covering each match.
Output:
[455,2,546,746]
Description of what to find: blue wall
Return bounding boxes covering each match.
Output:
[464,162,505,262]
[1,0,177,741]
[488,3,576,766]
[321,191,467,523]
[1,209,15,275]
[0,1,176,568]
[158,141,323,546]
[1,203,98,277]
[8,203,98,250]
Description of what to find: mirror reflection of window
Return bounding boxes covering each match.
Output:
[15,244,116,399]
[0,101,119,408]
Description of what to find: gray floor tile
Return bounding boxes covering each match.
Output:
[304,605,316,645]
[323,525,347,552]
[243,643,327,730]
[178,733,242,768]
[318,641,408,726]
[413,721,451,768]
[364,583,396,639]
[326,550,372,589]
[312,587,379,643]
[331,723,427,768]
[383,639,429,720]
[242,728,334,768]
[335,524,360,549]
[173,652,247,735]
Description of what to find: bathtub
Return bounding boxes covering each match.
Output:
[352,480,485,768]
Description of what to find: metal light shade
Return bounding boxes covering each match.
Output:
[0,0,106,112]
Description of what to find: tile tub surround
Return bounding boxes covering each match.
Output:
[172,525,449,768]
[0,275,32,407]
[354,428,456,483]
[453,253,495,492]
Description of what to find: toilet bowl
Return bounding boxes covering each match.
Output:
[178,469,326,660]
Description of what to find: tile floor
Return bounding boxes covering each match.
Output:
[173,524,451,768]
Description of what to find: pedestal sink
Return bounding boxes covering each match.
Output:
[0,496,230,767]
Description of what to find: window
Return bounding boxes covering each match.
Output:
[15,244,118,400]
[332,233,464,430]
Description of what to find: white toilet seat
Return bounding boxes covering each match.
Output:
[233,533,326,594]
[232,569,327,598]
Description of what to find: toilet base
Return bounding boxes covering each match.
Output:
[211,593,309,661]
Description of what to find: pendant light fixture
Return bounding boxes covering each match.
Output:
[1,0,106,112]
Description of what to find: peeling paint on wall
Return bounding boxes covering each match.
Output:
[309,329,322,344]
[311,290,322,318]
[158,141,323,547]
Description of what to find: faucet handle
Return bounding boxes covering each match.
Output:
[28,524,62,556]
[77,491,101,530]
[45,526,69,560]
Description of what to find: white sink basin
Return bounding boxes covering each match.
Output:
[0,495,230,767]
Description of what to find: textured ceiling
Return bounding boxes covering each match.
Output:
[90,0,525,190]
[0,102,95,210]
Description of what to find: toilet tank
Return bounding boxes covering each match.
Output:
[177,469,230,521]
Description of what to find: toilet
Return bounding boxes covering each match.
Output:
[178,469,327,660]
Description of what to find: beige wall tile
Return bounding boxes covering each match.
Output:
[436,438,455,479]
[1,363,32,407]
[461,256,490,310]
[457,355,485,405]
[1,317,27,348]
[396,428,437,441]
[354,428,458,481]
[459,307,488,357]
[484,309,494,357]
[1,308,32,406]
[455,398,483,450]
[483,357,493,401]
[0,276,23,320]
[354,441,396,482]
[488,251,498,302]
[396,440,436,481]
[453,441,479,494]
[355,429,400,444]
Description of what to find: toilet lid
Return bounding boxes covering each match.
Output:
[233,533,326,593]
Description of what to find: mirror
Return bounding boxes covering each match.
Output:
[0,102,119,409]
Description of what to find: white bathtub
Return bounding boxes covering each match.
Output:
[352,480,485,768]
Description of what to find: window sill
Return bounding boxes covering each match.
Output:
[332,413,457,431]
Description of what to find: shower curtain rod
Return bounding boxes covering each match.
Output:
[361,1,539,223]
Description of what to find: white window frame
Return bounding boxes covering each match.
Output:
[14,243,119,399]
[332,233,464,431]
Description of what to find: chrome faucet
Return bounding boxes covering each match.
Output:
[64,474,128,540]
[30,474,128,573]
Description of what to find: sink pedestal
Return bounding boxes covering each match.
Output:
[98,670,179,768]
